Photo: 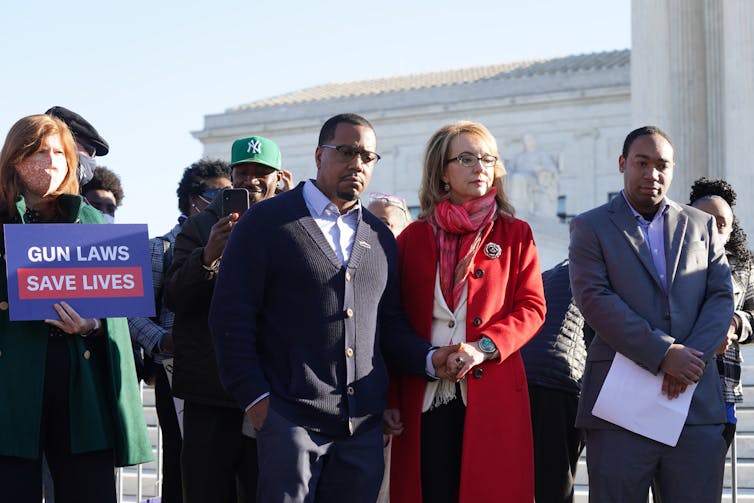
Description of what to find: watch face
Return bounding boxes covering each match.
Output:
[479,336,496,353]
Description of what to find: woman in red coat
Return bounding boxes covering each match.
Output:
[387,121,546,502]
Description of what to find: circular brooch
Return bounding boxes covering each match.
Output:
[484,242,502,259]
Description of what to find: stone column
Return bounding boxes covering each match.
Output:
[630,0,672,129]
[704,0,725,180]
[722,0,754,237]
[631,0,754,235]
[631,0,708,203]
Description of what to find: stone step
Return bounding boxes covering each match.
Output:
[735,409,754,433]
[741,386,754,408]
[141,387,156,407]
[117,467,160,499]
[146,423,161,447]
[731,434,754,459]
[117,448,160,473]
[142,406,158,427]
[741,367,754,386]
[574,485,754,502]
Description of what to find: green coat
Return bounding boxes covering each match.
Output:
[0,195,152,466]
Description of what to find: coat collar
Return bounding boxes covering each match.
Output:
[14,193,85,223]
[292,183,374,271]
[607,195,687,291]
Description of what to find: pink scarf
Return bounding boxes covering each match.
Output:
[431,191,497,311]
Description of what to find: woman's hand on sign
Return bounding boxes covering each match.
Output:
[45,301,99,336]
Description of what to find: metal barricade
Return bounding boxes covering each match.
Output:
[115,381,163,503]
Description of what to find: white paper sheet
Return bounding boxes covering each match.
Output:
[592,352,697,447]
[162,358,185,438]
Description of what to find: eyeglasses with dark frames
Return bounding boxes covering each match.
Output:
[320,144,381,165]
[444,152,498,169]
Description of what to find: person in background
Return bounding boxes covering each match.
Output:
[42,107,113,503]
[128,159,231,503]
[367,191,412,237]
[689,177,754,448]
[388,121,546,503]
[0,114,151,502]
[521,259,590,503]
[366,191,413,503]
[81,166,124,222]
[165,137,290,503]
[45,106,108,186]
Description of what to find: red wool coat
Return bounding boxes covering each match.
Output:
[389,217,546,503]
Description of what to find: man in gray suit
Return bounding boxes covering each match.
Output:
[569,126,733,502]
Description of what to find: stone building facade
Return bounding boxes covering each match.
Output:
[194,0,754,270]
[193,50,631,269]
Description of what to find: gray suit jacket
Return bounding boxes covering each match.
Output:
[569,195,733,429]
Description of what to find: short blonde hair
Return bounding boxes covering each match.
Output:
[0,114,79,217]
[418,121,514,220]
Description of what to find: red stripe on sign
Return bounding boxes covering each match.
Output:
[17,267,145,299]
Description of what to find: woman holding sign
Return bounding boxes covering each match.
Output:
[0,114,151,503]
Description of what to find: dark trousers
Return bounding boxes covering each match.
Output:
[255,406,384,503]
[181,400,258,503]
[650,422,734,503]
[420,393,466,503]
[529,386,585,503]
[587,425,725,503]
[0,336,115,503]
[155,364,183,503]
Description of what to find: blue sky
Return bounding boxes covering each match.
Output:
[0,0,630,234]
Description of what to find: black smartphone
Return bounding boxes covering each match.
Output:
[222,188,250,217]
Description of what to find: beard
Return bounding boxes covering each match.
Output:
[336,189,360,202]
[336,175,365,203]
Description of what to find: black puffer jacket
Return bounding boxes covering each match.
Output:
[520,259,590,395]
[165,193,236,407]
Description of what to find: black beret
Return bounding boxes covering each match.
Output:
[45,106,109,157]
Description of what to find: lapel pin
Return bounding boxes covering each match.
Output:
[358,241,371,249]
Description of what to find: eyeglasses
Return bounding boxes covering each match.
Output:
[320,144,381,165]
[444,152,498,168]
[368,192,409,215]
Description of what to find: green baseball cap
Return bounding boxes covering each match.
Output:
[230,136,282,171]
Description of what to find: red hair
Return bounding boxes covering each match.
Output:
[0,114,79,218]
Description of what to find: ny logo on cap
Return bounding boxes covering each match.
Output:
[247,139,262,155]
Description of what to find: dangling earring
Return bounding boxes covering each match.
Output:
[442,182,450,192]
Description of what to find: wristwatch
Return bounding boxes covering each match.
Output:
[478,336,497,354]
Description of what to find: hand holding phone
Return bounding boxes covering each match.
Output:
[222,188,250,217]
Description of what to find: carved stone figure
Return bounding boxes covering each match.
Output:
[509,133,560,217]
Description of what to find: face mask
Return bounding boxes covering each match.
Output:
[17,157,68,197]
[99,211,115,224]
[78,152,97,185]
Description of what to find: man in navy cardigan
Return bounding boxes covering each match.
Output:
[210,113,460,502]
